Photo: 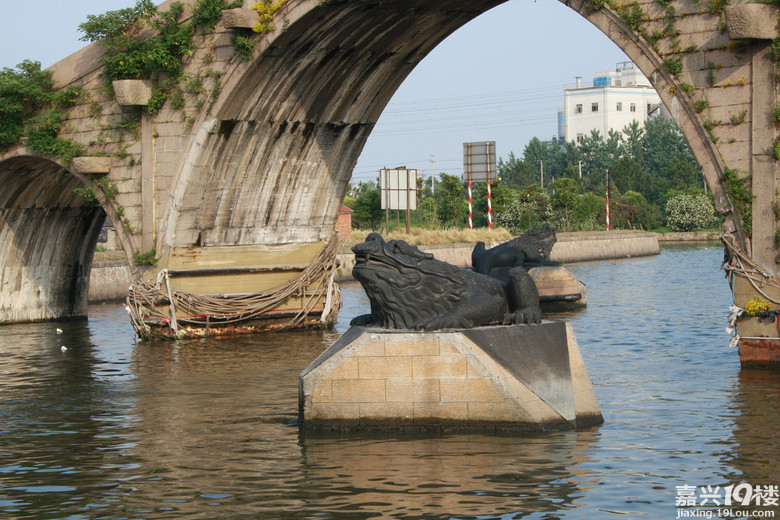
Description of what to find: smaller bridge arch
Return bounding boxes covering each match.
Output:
[0,154,107,322]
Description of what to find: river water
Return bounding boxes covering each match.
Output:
[1,243,778,519]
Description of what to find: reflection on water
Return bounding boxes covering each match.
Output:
[1,243,779,518]
[297,431,600,519]
[729,370,780,486]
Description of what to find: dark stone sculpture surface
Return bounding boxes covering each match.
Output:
[350,231,545,330]
[472,223,560,276]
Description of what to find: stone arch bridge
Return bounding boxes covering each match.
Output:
[1,0,778,345]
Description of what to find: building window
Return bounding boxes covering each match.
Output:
[575,104,583,114]
[592,103,599,112]
[630,103,637,112]
[616,102,622,111]
[576,133,584,143]
[647,103,652,114]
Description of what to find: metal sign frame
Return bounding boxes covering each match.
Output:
[380,168,418,211]
[462,141,496,183]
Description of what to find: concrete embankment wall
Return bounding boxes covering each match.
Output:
[550,231,659,264]
[336,231,662,282]
[89,261,132,302]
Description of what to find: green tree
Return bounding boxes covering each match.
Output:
[416,197,438,228]
[352,187,383,230]
[640,116,700,203]
[473,181,513,228]
[347,180,378,199]
[498,151,536,189]
[665,193,717,231]
[494,189,523,234]
[609,156,646,195]
[612,191,662,230]
[437,173,467,228]
[342,195,356,208]
[549,177,579,231]
[620,119,645,161]
[574,192,606,231]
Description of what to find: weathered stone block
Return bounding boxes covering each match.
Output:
[385,338,439,357]
[155,175,174,192]
[332,379,385,403]
[158,136,185,152]
[156,150,182,165]
[71,156,111,175]
[386,380,440,402]
[116,192,142,208]
[112,79,153,106]
[726,4,780,40]
[358,356,412,379]
[220,8,258,29]
[412,355,468,379]
[354,340,384,357]
[467,400,525,421]
[312,381,332,403]
[440,379,503,403]
[413,402,468,420]
[309,403,360,419]
[704,86,751,108]
[359,402,414,419]
[325,357,358,379]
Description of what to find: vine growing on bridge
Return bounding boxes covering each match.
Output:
[79,0,243,116]
[0,60,84,164]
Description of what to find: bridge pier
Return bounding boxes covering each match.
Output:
[748,44,778,275]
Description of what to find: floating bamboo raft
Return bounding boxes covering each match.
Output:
[126,237,341,340]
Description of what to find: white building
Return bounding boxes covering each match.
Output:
[559,62,662,144]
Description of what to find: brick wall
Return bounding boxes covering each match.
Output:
[335,205,353,240]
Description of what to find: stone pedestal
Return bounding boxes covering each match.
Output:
[299,322,603,431]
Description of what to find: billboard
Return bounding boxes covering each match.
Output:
[462,141,497,183]
[380,168,417,210]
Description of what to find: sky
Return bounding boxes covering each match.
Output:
[0,0,630,184]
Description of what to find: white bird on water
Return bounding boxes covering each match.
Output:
[56,328,63,334]
[60,346,68,352]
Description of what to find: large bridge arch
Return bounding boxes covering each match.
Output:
[162,0,753,254]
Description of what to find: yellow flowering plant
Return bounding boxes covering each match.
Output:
[744,296,771,316]
[252,0,289,34]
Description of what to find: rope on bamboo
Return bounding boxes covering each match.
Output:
[721,233,780,347]
[721,233,780,304]
[126,237,341,339]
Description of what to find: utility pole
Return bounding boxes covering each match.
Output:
[578,160,583,179]
[430,154,435,195]
[538,160,544,189]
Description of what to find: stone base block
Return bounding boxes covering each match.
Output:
[299,322,603,432]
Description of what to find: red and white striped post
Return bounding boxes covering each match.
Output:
[487,179,492,229]
[605,168,611,230]
[468,178,473,229]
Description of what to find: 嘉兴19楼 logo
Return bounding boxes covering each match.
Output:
[675,483,778,518]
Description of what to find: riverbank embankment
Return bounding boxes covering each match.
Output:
[88,230,720,301]
[335,230,681,282]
